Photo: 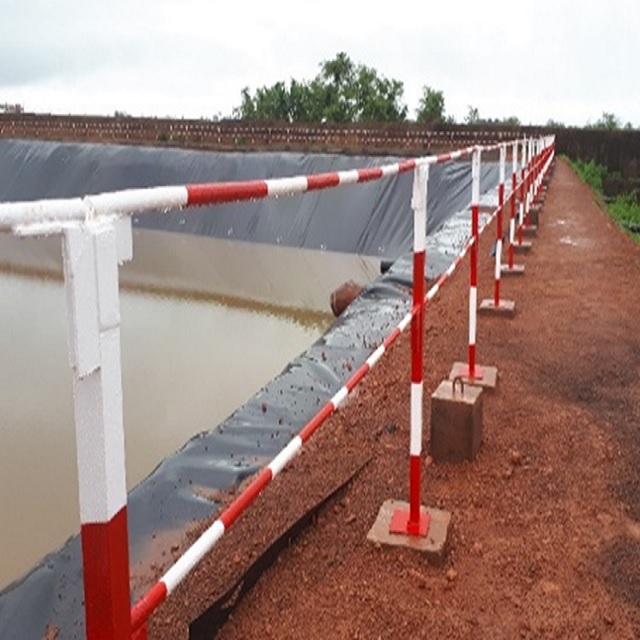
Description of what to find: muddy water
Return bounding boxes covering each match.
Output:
[0,230,377,589]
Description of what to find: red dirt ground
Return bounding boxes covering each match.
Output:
[146,158,640,639]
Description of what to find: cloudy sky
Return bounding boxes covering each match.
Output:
[1,0,638,127]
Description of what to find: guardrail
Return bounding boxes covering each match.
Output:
[0,135,555,639]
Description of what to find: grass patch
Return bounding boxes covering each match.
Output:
[609,192,640,232]
[566,156,640,241]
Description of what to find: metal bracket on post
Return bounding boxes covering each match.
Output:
[63,217,133,640]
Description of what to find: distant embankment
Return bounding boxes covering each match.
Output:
[0,113,540,156]
[1,113,638,177]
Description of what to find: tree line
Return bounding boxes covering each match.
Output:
[233,52,634,130]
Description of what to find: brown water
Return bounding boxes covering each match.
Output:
[0,230,378,589]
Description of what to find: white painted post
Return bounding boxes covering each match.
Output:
[63,218,133,640]
[519,138,526,236]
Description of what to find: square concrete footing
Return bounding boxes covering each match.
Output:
[501,264,525,276]
[528,207,540,226]
[513,241,533,254]
[449,361,498,390]
[367,500,451,566]
[479,298,516,317]
[522,225,537,237]
[431,379,483,462]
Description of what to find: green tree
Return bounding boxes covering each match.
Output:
[465,105,481,125]
[498,115,521,127]
[233,52,407,123]
[416,86,445,125]
[589,112,622,130]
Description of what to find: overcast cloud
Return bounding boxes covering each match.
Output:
[1,0,638,126]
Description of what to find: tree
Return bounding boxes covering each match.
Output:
[498,115,521,127]
[416,86,445,125]
[588,112,622,130]
[465,105,481,125]
[233,52,408,123]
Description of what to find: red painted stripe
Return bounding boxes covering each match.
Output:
[131,582,168,633]
[470,205,479,288]
[436,152,452,163]
[307,172,340,191]
[468,343,476,375]
[81,507,131,639]
[471,204,479,238]
[220,467,273,529]
[299,402,334,442]
[411,250,425,383]
[408,455,422,525]
[345,363,371,392]
[398,159,417,172]
[383,327,401,349]
[186,181,269,206]
[357,167,384,182]
[470,239,478,287]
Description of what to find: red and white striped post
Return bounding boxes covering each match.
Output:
[468,148,481,378]
[525,137,534,227]
[507,140,518,269]
[479,143,516,316]
[536,138,544,200]
[62,219,133,640]
[390,162,430,537]
[518,138,527,244]
[494,143,506,305]
[453,147,484,380]
[451,147,500,385]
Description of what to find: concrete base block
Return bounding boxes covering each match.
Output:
[522,225,537,237]
[431,378,483,462]
[367,499,451,566]
[479,298,516,318]
[528,207,540,226]
[449,361,498,390]
[513,241,533,254]
[501,264,525,276]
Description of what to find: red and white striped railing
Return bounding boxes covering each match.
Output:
[130,143,524,636]
[0,135,555,640]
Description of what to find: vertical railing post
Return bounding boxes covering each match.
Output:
[63,218,133,640]
[525,137,533,227]
[450,146,498,385]
[494,143,506,306]
[518,137,527,244]
[467,147,481,378]
[508,140,518,269]
[390,162,430,538]
[537,137,544,199]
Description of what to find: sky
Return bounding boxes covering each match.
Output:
[1,0,638,127]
